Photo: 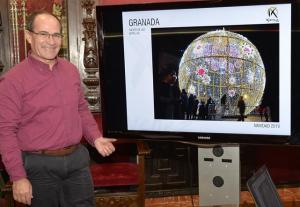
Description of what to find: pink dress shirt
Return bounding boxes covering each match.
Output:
[0,55,102,181]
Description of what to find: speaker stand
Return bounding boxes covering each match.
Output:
[198,144,240,207]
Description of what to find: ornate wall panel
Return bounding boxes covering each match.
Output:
[0,0,12,75]
[68,0,100,112]
[0,9,5,74]
[81,0,100,112]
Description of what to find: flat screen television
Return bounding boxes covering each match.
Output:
[96,0,300,145]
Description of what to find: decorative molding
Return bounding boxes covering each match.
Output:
[9,0,26,65]
[0,60,4,74]
[81,0,100,112]
[21,0,26,55]
[146,188,198,198]
[0,10,3,74]
[0,0,12,74]
[9,0,20,65]
[95,193,139,207]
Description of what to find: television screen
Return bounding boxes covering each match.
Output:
[97,0,300,144]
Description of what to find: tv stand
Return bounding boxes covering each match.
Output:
[198,144,240,206]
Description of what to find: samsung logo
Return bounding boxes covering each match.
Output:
[129,18,160,26]
[198,136,211,140]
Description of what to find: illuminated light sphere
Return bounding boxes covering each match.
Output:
[178,29,266,116]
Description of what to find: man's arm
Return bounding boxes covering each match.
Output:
[75,72,116,154]
[76,80,102,145]
[0,77,33,205]
[0,77,27,181]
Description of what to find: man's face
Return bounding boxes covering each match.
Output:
[25,14,62,64]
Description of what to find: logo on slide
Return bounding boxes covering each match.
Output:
[266,7,279,22]
[268,7,278,18]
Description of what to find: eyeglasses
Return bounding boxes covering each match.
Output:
[29,30,63,41]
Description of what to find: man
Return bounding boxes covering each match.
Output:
[0,11,116,206]
[237,95,246,121]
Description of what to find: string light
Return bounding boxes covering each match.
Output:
[178,29,266,116]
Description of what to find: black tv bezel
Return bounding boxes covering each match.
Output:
[96,0,300,145]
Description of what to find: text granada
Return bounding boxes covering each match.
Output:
[129,18,160,26]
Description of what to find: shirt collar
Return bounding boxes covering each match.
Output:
[27,53,59,71]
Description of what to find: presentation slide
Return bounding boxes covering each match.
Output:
[122,4,291,135]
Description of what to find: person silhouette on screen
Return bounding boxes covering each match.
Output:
[221,94,227,118]
[156,65,180,119]
[258,104,264,121]
[237,96,246,121]
[198,100,206,120]
[180,89,188,119]
[187,93,195,120]
[264,105,271,122]
[192,95,199,120]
